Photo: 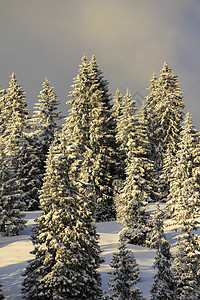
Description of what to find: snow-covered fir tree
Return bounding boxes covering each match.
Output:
[166,113,200,299]
[140,73,159,203]
[64,54,118,221]
[140,72,158,163]
[149,203,165,249]
[29,78,62,207]
[2,73,29,143]
[173,233,200,300]
[141,64,184,202]
[18,134,43,210]
[155,62,184,155]
[30,77,62,163]
[116,116,152,246]
[115,88,137,153]
[22,132,103,299]
[112,88,138,190]
[150,203,176,300]
[112,88,126,182]
[0,88,6,136]
[167,112,200,225]
[108,242,143,300]
[0,145,26,236]
[112,88,123,121]
[1,74,42,210]
[159,147,176,207]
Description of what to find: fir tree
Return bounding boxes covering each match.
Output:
[0,145,26,236]
[140,72,158,163]
[167,112,200,226]
[173,233,200,300]
[116,88,137,153]
[141,64,184,202]
[155,62,184,155]
[150,203,176,300]
[64,54,118,221]
[18,134,43,210]
[116,112,152,246]
[30,77,62,163]
[0,88,6,136]
[108,242,143,300]
[0,74,30,231]
[112,88,123,121]
[166,113,200,299]
[112,88,125,182]
[1,74,47,210]
[2,73,29,144]
[22,133,103,299]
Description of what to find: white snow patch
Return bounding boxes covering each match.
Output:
[0,211,156,299]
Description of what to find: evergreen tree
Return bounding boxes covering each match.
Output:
[0,88,6,136]
[2,74,42,210]
[140,72,158,164]
[112,88,123,121]
[0,74,31,231]
[113,88,138,189]
[173,233,200,300]
[141,64,184,202]
[159,147,176,207]
[167,113,200,226]
[116,112,152,246]
[112,88,125,183]
[64,54,118,221]
[150,203,176,300]
[116,88,137,153]
[22,133,103,299]
[30,77,62,163]
[29,78,62,208]
[155,62,184,155]
[0,145,26,236]
[18,134,43,210]
[2,73,29,143]
[166,113,200,299]
[108,242,143,300]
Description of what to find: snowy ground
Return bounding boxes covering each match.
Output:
[0,204,171,299]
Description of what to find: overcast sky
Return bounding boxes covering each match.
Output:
[1,0,200,128]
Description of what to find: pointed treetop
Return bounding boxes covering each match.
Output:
[112,88,123,118]
[148,72,158,90]
[9,73,18,87]
[42,77,55,90]
[90,55,101,72]
[161,61,169,70]
[11,72,16,80]
[91,54,97,61]
[125,87,132,97]
[182,111,197,135]
[115,88,121,94]
[81,53,88,63]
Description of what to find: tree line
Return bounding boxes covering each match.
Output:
[0,54,200,299]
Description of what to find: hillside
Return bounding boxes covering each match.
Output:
[0,204,176,299]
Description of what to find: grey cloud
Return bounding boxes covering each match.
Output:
[0,0,200,128]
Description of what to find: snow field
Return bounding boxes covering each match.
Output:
[0,211,157,299]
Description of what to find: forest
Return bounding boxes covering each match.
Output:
[0,54,200,299]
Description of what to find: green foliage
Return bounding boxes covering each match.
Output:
[108,242,143,300]
[22,133,103,299]
[64,54,118,221]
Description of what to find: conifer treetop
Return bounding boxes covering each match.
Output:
[167,112,200,233]
[5,72,29,131]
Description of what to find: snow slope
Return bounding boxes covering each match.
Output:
[0,210,157,299]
